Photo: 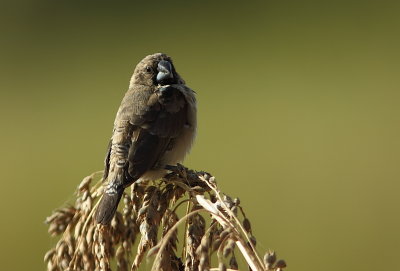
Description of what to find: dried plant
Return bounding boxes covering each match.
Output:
[45,164,287,271]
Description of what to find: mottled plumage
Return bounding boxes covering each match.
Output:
[95,53,197,224]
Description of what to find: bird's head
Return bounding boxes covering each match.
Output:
[129,53,184,88]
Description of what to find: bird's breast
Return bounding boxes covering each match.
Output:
[161,85,197,166]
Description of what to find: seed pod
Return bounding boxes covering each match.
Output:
[229,255,238,269]
[220,229,230,241]
[200,235,210,253]
[74,221,82,238]
[46,260,55,271]
[223,246,232,258]
[207,195,216,204]
[275,259,287,269]
[264,251,277,269]
[223,239,235,257]
[223,195,234,209]
[44,249,55,263]
[56,242,67,259]
[209,176,217,185]
[212,238,222,252]
[203,173,210,181]
[249,235,257,247]
[78,175,92,192]
[242,218,251,233]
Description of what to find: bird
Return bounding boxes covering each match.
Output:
[95,53,197,225]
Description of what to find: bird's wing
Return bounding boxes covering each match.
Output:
[103,140,112,180]
[108,85,188,185]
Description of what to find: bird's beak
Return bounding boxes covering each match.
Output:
[156,60,174,83]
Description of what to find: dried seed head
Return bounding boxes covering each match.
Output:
[219,229,230,241]
[210,194,217,203]
[209,176,217,185]
[200,234,209,249]
[275,259,287,269]
[202,173,210,181]
[229,254,238,270]
[45,207,76,236]
[264,251,277,268]
[212,238,222,252]
[249,235,257,247]
[242,218,251,233]
[223,195,234,209]
[78,175,92,192]
[222,246,232,258]
[43,249,55,263]
[46,260,55,271]
[45,166,286,271]
[223,239,235,258]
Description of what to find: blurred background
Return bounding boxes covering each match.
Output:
[1,0,399,270]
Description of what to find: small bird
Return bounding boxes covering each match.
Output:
[95,53,197,225]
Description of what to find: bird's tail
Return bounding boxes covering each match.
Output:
[95,186,124,225]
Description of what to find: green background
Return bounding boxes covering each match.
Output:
[1,1,399,270]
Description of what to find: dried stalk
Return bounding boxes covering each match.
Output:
[45,164,287,271]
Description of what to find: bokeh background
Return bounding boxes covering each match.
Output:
[1,0,399,270]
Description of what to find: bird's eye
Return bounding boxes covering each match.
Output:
[145,66,152,73]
